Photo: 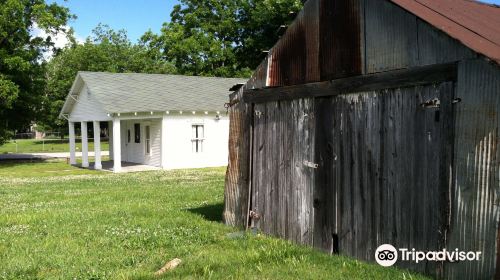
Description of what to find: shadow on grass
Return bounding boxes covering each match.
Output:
[187,203,224,223]
[0,158,51,165]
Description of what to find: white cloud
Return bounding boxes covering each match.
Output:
[31,23,85,60]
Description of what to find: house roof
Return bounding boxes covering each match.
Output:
[60,72,246,117]
[390,0,500,64]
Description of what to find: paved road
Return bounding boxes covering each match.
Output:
[0,151,110,160]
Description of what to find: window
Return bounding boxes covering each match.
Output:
[145,125,151,154]
[134,123,140,143]
[192,124,204,153]
[127,129,131,143]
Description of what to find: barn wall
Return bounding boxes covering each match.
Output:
[223,88,252,227]
[252,0,478,89]
[445,59,500,279]
[246,58,269,90]
[416,20,477,66]
[268,0,320,87]
[314,82,455,276]
[247,0,478,89]
[319,0,362,80]
[237,58,500,277]
[363,0,477,73]
[225,0,500,277]
[364,0,419,73]
[251,98,316,245]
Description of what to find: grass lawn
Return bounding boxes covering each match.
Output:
[0,161,430,279]
[0,157,109,178]
[0,139,109,154]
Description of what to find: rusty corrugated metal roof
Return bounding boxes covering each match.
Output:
[268,0,320,87]
[390,0,500,64]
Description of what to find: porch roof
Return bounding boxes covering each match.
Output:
[60,72,246,118]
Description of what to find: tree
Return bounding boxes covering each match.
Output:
[0,0,73,144]
[140,0,303,78]
[237,0,303,70]
[140,0,246,77]
[41,0,304,133]
[40,24,176,133]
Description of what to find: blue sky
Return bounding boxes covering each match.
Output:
[54,0,499,43]
[52,0,179,43]
[480,0,500,4]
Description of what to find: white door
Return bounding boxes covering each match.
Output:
[121,120,129,162]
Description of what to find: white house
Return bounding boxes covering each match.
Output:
[59,72,245,172]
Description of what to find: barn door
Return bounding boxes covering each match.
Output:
[249,98,316,245]
[313,82,455,275]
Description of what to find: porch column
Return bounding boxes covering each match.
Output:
[81,121,89,168]
[112,118,121,172]
[93,121,102,170]
[161,114,168,169]
[108,121,113,160]
[68,121,76,165]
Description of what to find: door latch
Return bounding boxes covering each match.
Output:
[303,161,319,169]
[421,98,440,108]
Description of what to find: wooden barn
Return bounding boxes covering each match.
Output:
[223,0,500,278]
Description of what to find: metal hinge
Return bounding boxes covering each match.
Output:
[249,210,260,220]
[421,98,440,108]
[303,161,319,169]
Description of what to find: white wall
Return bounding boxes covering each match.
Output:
[162,114,229,170]
[112,114,229,169]
[68,86,111,122]
[120,119,162,167]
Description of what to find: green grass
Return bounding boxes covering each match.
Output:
[0,161,430,279]
[0,157,109,178]
[0,139,109,154]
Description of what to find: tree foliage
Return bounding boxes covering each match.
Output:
[0,0,72,144]
[41,24,176,132]
[4,0,303,139]
[140,0,303,77]
[237,0,303,70]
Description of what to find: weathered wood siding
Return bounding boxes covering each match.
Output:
[223,88,252,227]
[251,99,316,245]
[224,0,500,277]
[314,82,455,276]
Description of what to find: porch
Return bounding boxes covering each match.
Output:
[67,115,167,173]
[87,160,162,173]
